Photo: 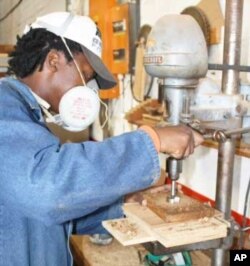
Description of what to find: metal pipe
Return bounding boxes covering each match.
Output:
[164,87,184,125]
[203,126,250,141]
[213,0,244,265]
[215,139,236,219]
[208,63,250,72]
[212,139,236,266]
[221,0,243,95]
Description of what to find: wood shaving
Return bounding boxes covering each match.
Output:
[141,199,147,206]
[110,220,138,238]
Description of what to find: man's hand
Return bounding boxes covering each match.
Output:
[153,124,204,159]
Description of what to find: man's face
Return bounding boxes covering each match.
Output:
[47,51,96,113]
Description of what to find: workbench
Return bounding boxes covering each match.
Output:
[70,235,147,266]
[70,235,211,266]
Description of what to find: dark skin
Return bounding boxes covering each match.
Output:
[21,49,95,113]
[20,49,204,157]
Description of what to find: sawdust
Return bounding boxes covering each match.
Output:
[110,220,138,238]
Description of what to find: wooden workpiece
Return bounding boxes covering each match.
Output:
[142,189,215,223]
[103,187,229,248]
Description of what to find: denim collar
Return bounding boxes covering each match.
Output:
[2,76,43,110]
[2,76,46,121]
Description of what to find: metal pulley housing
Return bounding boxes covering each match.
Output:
[144,14,208,87]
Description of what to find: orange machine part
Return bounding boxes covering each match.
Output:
[89,0,120,99]
[109,4,129,74]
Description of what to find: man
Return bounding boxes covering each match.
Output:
[0,12,203,266]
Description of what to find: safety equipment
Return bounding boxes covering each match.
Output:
[32,83,100,132]
[25,12,111,131]
[58,85,100,131]
[24,12,116,89]
[31,39,101,132]
[32,38,103,132]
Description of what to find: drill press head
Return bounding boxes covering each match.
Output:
[144,14,208,87]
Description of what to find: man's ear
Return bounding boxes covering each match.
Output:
[44,50,60,72]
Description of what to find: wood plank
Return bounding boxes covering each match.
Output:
[0,45,14,54]
[70,235,147,266]
[152,216,228,247]
[191,250,211,266]
[124,203,166,227]
[122,203,228,248]
[132,43,147,101]
[102,217,155,246]
[71,235,212,266]
[142,189,215,223]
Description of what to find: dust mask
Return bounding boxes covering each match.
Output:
[38,37,105,132]
[57,85,100,131]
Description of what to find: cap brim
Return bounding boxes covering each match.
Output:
[81,46,117,89]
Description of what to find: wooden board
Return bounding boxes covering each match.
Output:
[70,235,212,266]
[152,216,228,248]
[103,203,228,248]
[103,195,229,248]
[70,235,147,266]
[143,190,215,223]
[102,217,155,246]
[132,43,147,101]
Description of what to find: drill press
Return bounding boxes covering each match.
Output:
[144,14,208,203]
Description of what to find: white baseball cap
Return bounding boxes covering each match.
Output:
[25,12,116,89]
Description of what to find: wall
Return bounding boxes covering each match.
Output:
[0,0,66,44]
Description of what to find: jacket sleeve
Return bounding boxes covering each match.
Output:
[0,105,160,226]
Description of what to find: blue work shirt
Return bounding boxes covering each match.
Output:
[0,77,160,266]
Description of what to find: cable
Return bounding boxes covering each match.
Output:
[0,0,23,23]
[144,76,154,99]
[130,73,142,102]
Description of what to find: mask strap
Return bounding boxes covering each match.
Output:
[99,99,109,129]
[30,90,57,123]
[61,36,86,86]
[61,36,109,130]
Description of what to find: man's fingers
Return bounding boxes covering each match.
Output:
[192,130,204,146]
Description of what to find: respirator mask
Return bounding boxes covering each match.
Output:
[37,37,108,132]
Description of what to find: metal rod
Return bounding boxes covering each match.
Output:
[212,139,236,266]
[171,180,176,198]
[216,139,236,218]
[208,63,250,72]
[213,1,244,264]
[203,126,250,141]
[221,0,243,95]
[224,126,250,136]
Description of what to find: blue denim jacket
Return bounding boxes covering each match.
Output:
[0,77,160,266]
